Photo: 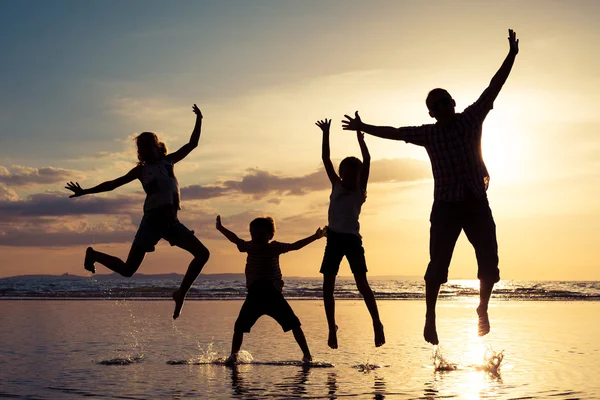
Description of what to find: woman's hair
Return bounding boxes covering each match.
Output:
[338,156,362,180]
[249,216,276,239]
[135,132,167,164]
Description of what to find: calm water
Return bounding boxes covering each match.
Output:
[1,299,599,399]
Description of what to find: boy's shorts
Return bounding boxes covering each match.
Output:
[234,281,301,333]
[319,229,368,275]
[132,207,194,253]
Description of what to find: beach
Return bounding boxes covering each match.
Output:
[1,299,599,399]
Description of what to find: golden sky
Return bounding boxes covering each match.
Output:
[1,1,599,280]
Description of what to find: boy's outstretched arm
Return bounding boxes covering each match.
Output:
[481,29,519,103]
[342,112,407,141]
[167,104,203,164]
[357,130,370,192]
[216,215,244,246]
[65,166,140,198]
[288,227,325,251]
[316,119,340,185]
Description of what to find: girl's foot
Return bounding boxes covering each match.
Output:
[84,247,96,273]
[225,353,238,366]
[373,321,385,347]
[172,290,185,320]
[302,354,312,365]
[328,325,338,349]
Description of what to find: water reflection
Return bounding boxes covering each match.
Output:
[373,376,386,399]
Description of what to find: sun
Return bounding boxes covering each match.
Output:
[481,117,523,183]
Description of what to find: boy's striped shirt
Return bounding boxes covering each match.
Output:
[237,241,291,291]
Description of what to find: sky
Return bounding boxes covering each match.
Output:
[1,0,600,280]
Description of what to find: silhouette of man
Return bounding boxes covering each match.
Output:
[342,29,519,344]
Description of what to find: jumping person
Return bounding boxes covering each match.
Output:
[65,104,209,320]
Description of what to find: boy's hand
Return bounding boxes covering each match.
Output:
[342,111,362,131]
[508,29,519,56]
[216,215,223,230]
[65,181,85,198]
[192,104,203,118]
[315,119,331,133]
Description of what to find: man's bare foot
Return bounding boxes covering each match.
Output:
[424,315,439,345]
[84,247,96,273]
[477,306,490,336]
[374,321,385,347]
[172,290,185,320]
[328,325,338,349]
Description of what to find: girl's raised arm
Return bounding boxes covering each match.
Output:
[66,166,140,198]
[167,104,203,164]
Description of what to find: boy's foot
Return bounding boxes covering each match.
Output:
[225,353,238,366]
[302,355,312,365]
[477,306,490,336]
[373,321,385,347]
[424,316,439,345]
[172,290,185,320]
[328,325,338,349]
[84,247,96,274]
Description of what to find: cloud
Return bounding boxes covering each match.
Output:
[0,185,18,201]
[0,191,141,221]
[0,165,85,187]
[181,158,431,200]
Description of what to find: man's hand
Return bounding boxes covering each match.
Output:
[192,104,203,118]
[508,29,519,56]
[342,111,362,131]
[315,227,325,239]
[316,119,331,133]
[65,181,85,198]
[216,215,223,230]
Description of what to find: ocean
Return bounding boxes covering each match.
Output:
[1,277,599,399]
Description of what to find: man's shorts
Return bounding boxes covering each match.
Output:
[234,281,301,333]
[424,198,500,285]
[132,207,194,253]
[319,229,368,276]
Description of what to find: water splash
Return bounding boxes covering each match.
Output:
[167,342,226,365]
[432,345,458,371]
[351,363,381,373]
[474,345,504,374]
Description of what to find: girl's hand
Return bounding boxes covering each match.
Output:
[216,215,223,230]
[315,119,331,133]
[65,181,85,198]
[315,227,325,239]
[192,104,203,118]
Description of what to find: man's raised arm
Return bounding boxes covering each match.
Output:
[484,29,519,102]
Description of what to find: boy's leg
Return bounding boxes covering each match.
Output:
[424,201,463,345]
[322,274,338,349]
[170,230,210,319]
[231,330,244,355]
[353,273,385,347]
[87,244,146,277]
[463,199,500,337]
[292,327,312,361]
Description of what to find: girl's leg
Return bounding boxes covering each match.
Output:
[171,233,210,319]
[354,273,385,347]
[322,274,338,349]
[86,245,146,277]
[231,330,244,355]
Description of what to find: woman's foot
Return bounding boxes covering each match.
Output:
[172,290,185,320]
[328,325,338,349]
[84,247,96,273]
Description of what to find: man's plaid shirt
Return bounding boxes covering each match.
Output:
[399,90,495,202]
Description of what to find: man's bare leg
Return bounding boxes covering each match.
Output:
[424,280,442,345]
[477,280,494,336]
